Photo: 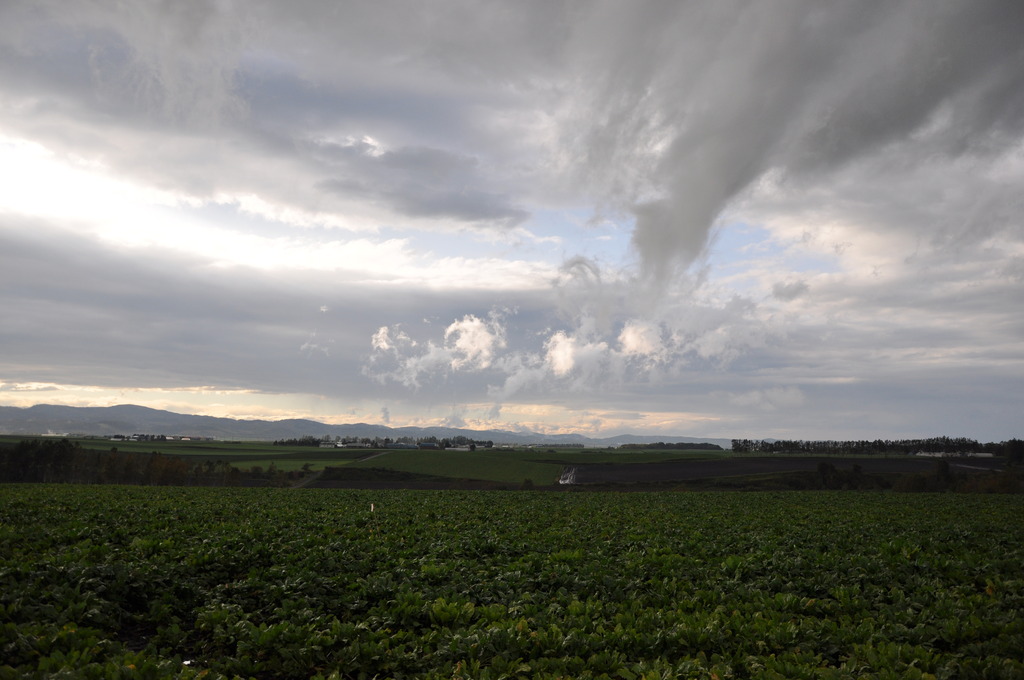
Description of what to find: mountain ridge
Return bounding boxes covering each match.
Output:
[0,404,733,448]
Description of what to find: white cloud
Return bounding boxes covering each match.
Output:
[366,312,512,387]
[618,320,665,361]
[370,327,394,352]
[544,331,575,377]
[445,314,506,370]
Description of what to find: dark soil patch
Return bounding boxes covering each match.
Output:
[301,457,1008,491]
[306,466,514,490]
[569,456,996,484]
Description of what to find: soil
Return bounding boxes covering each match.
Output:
[305,465,517,490]
[568,455,998,484]
[299,456,1006,490]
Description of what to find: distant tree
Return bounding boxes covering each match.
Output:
[1006,439,1024,464]
[935,459,953,490]
[273,436,321,447]
[817,462,840,489]
[620,442,724,451]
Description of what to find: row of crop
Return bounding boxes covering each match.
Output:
[2,486,1023,679]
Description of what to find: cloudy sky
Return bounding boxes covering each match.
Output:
[1,1,1022,441]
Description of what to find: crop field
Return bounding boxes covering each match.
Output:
[2,486,1022,679]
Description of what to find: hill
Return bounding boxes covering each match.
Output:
[0,404,733,449]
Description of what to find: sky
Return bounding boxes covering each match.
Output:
[1,1,1022,441]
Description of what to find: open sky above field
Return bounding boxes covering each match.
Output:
[1,1,1022,441]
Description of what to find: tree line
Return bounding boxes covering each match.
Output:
[785,460,1021,493]
[272,435,496,449]
[619,442,725,451]
[730,436,1023,461]
[0,439,297,486]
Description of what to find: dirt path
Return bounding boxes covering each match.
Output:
[291,469,325,488]
[292,450,392,488]
[358,450,392,462]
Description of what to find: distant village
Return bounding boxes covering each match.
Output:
[99,432,586,450]
[273,435,586,451]
[108,433,214,443]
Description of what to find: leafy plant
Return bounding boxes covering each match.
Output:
[1,486,1021,678]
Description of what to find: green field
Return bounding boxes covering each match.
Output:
[343,449,728,485]
[2,485,1021,679]
[517,449,729,464]
[348,450,566,485]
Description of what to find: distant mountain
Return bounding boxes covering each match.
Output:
[0,404,733,449]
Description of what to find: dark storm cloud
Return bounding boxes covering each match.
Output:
[563,0,1024,282]
[314,141,528,225]
[771,280,808,301]
[232,60,488,144]
[790,1,1024,169]
[5,1,1022,256]
[2,218,346,391]
[1,218,308,389]
[0,1,537,229]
